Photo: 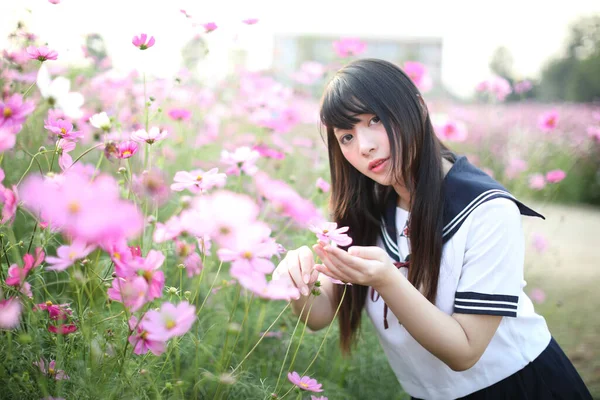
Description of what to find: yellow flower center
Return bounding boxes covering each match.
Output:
[122,150,132,157]
[143,270,153,282]
[300,382,309,388]
[242,251,252,259]
[3,107,12,118]
[166,320,176,330]
[322,229,328,234]
[68,201,80,214]
[196,175,203,181]
[60,127,67,136]
[45,300,53,306]
[48,367,56,376]
[113,252,121,260]
[69,251,77,260]
[141,331,148,340]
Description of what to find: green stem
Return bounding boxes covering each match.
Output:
[21,80,38,97]
[67,143,104,170]
[15,150,54,186]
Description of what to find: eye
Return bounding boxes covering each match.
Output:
[369,116,381,125]
[339,133,353,145]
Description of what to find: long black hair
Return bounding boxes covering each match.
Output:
[319,58,454,354]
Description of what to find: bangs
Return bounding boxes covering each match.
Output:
[320,78,374,130]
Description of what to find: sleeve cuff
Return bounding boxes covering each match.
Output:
[453,291,518,317]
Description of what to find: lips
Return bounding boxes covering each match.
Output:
[369,158,389,170]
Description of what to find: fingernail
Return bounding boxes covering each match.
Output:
[302,287,309,296]
[303,274,309,284]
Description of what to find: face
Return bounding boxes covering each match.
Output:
[332,113,394,186]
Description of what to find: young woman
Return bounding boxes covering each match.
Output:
[273,59,592,399]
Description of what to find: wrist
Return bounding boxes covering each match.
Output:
[372,262,403,292]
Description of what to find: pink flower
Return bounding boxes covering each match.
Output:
[171,168,227,194]
[311,396,328,400]
[504,158,528,180]
[107,276,149,312]
[218,238,279,275]
[532,233,548,253]
[116,140,138,159]
[34,301,72,321]
[529,288,546,304]
[202,22,218,33]
[57,139,76,171]
[432,117,468,142]
[0,297,22,329]
[528,174,546,190]
[0,185,18,224]
[0,125,19,152]
[117,249,165,301]
[45,240,96,271]
[242,18,259,25]
[26,46,58,62]
[538,110,559,132]
[252,143,285,160]
[167,108,191,121]
[180,9,192,18]
[128,315,166,356]
[144,301,196,341]
[48,323,77,335]
[333,37,366,57]
[132,169,170,205]
[545,169,566,183]
[33,358,69,380]
[0,93,35,129]
[131,127,168,145]
[235,269,300,300]
[292,61,325,85]
[221,146,260,176]
[587,126,600,142]
[403,61,433,92]
[287,371,323,392]
[176,241,203,277]
[316,178,330,193]
[475,76,512,101]
[48,0,60,3]
[309,221,352,247]
[132,33,155,50]
[6,248,45,287]
[514,80,532,94]
[44,118,83,141]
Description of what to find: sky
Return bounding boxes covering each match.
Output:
[1,0,599,98]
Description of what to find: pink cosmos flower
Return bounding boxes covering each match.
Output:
[116,250,165,301]
[333,37,366,57]
[48,0,60,3]
[316,178,330,193]
[144,301,196,341]
[167,108,191,121]
[242,18,259,25]
[309,221,352,247]
[504,158,528,180]
[116,140,138,159]
[132,169,170,205]
[235,268,300,300]
[311,396,328,400]
[26,46,58,62]
[287,371,323,392]
[202,22,218,33]
[220,146,260,176]
[529,288,546,304]
[128,315,166,356]
[107,276,149,312]
[546,169,566,183]
[0,184,18,224]
[475,76,512,101]
[48,323,77,335]
[6,248,45,287]
[587,126,600,142]
[514,80,532,94]
[176,240,203,277]
[0,297,22,329]
[44,118,83,141]
[254,172,321,227]
[45,240,96,271]
[532,233,548,253]
[170,168,227,194]
[403,61,433,92]
[131,127,168,145]
[432,117,468,142]
[218,236,279,275]
[538,110,559,132]
[0,93,35,129]
[33,358,69,380]
[57,139,75,171]
[292,61,325,85]
[34,301,72,321]
[0,125,19,152]
[528,174,546,190]
[252,143,285,160]
[132,33,155,50]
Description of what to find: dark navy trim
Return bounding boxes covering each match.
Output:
[455,291,519,303]
[453,307,518,317]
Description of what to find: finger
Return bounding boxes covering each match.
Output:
[314,263,344,282]
[347,246,384,260]
[297,246,315,284]
[314,246,353,283]
[321,245,360,270]
[288,251,312,297]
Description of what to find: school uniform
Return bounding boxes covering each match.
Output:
[365,156,592,400]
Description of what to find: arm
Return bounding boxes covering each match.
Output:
[273,245,336,331]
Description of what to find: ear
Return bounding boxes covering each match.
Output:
[416,94,429,121]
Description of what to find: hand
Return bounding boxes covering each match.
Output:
[312,243,396,289]
[272,246,320,299]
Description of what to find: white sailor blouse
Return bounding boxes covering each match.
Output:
[365,156,552,400]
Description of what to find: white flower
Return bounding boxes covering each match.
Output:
[131,127,169,144]
[37,64,84,119]
[89,112,111,131]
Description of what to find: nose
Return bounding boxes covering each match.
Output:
[357,129,376,156]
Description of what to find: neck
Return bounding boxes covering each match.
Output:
[393,157,454,212]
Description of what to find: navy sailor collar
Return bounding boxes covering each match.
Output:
[380,155,545,263]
